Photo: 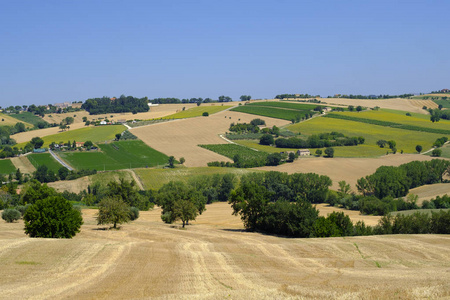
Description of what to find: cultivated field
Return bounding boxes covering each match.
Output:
[161,105,233,119]
[1,202,449,299]
[0,113,33,128]
[130,110,289,167]
[0,159,16,175]
[257,154,447,190]
[9,156,36,174]
[408,183,450,204]
[136,166,258,189]
[231,102,320,120]
[27,153,62,172]
[12,122,87,144]
[288,115,446,154]
[8,112,46,127]
[58,140,168,171]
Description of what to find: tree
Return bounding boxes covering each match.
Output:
[179,157,185,164]
[376,140,387,148]
[168,156,175,168]
[356,106,363,112]
[338,180,351,197]
[388,140,396,150]
[58,167,69,180]
[315,149,322,156]
[2,209,21,223]
[106,178,151,210]
[97,197,129,229]
[431,149,442,157]
[24,195,83,238]
[259,134,274,145]
[324,147,334,158]
[15,168,23,184]
[173,199,198,228]
[240,95,251,101]
[84,140,93,149]
[72,140,76,149]
[59,124,68,131]
[416,145,423,153]
[20,180,57,205]
[115,133,121,141]
[30,137,44,149]
[348,105,355,111]
[266,153,282,166]
[202,112,209,116]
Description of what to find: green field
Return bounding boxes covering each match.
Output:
[199,144,268,161]
[424,143,450,158]
[231,105,316,120]
[16,125,126,149]
[325,109,450,134]
[135,167,258,189]
[433,99,450,109]
[27,153,62,172]
[0,113,33,128]
[160,105,233,119]
[9,112,48,127]
[287,116,445,154]
[245,102,323,110]
[58,140,169,171]
[390,208,450,216]
[0,159,17,175]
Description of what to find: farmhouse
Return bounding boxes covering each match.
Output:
[297,149,310,156]
[54,102,71,109]
[440,89,450,93]
[71,103,83,109]
[75,142,85,148]
[322,107,332,113]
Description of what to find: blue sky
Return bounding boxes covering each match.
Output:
[1,0,449,107]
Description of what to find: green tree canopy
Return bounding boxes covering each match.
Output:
[97,196,130,229]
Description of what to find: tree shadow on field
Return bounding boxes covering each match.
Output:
[92,226,122,231]
[221,228,296,239]
[221,228,247,233]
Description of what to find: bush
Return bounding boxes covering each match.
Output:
[15,204,31,216]
[202,112,209,117]
[2,209,21,223]
[324,147,334,158]
[24,196,83,238]
[431,149,442,157]
[129,206,140,221]
[259,134,274,145]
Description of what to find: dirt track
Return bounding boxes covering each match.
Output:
[130,110,289,167]
[0,203,449,299]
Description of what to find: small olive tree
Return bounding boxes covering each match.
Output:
[2,209,21,223]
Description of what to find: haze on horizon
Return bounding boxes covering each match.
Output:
[1,0,449,107]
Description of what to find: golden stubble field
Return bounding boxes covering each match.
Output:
[130,110,290,167]
[1,202,449,299]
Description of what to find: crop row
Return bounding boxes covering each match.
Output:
[231,105,315,120]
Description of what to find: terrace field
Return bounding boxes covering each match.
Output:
[58,140,169,171]
[288,116,445,154]
[15,125,126,148]
[0,159,16,175]
[27,153,62,173]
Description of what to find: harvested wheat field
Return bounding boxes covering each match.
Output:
[1,202,449,299]
[258,154,449,190]
[12,122,87,144]
[317,98,438,114]
[131,110,289,167]
[408,183,450,204]
[9,155,36,174]
[42,103,226,125]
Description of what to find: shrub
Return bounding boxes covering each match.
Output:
[2,209,21,223]
[431,149,442,157]
[259,134,274,145]
[24,196,83,238]
[129,206,140,221]
[202,112,209,117]
[15,204,31,216]
[324,147,334,158]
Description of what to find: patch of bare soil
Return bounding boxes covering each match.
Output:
[47,176,91,194]
[10,155,36,174]
[131,110,290,167]
[1,202,449,299]
[257,154,447,191]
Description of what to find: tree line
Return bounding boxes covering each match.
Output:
[82,95,150,115]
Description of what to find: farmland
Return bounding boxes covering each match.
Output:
[58,140,169,171]
[0,113,33,128]
[200,144,267,160]
[325,109,450,134]
[27,153,62,172]
[1,204,450,299]
[135,166,256,189]
[8,112,47,127]
[0,159,16,174]
[15,125,126,148]
[160,105,233,119]
[288,116,445,154]
[231,102,319,120]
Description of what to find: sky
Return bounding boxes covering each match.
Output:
[1,0,449,107]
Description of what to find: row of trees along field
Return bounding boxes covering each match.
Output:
[149,95,237,104]
[82,95,150,115]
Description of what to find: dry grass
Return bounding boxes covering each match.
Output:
[256,154,447,191]
[9,155,36,174]
[408,183,450,204]
[0,202,449,299]
[130,110,289,167]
